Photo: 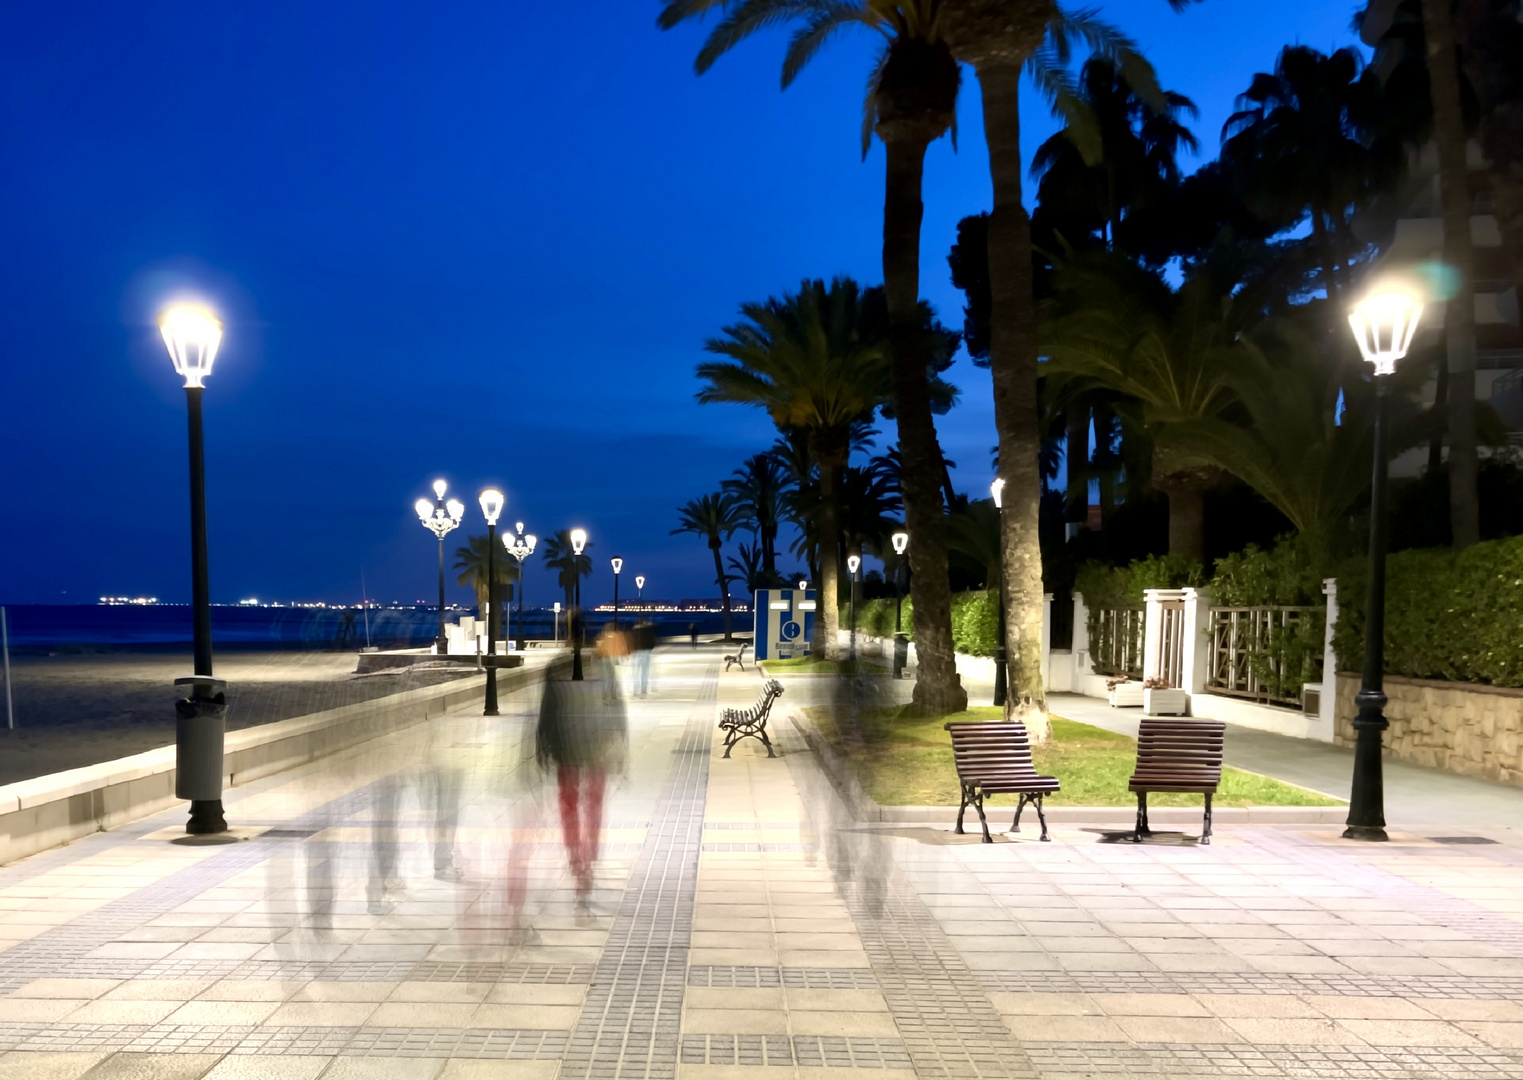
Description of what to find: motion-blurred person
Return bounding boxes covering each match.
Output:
[367,697,465,913]
[689,622,697,649]
[535,630,627,906]
[632,619,655,696]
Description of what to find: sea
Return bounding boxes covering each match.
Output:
[0,605,748,652]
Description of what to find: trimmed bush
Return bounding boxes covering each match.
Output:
[850,590,1000,657]
[1074,554,1204,609]
[1332,534,1523,687]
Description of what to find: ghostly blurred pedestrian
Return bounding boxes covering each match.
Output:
[535,641,627,905]
[632,619,655,696]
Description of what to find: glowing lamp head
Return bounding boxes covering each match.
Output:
[414,498,433,523]
[990,477,1005,509]
[446,499,465,523]
[847,554,861,575]
[478,488,504,525]
[158,305,223,389]
[1348,291,1423,376]
[611,556,623,575]
[798,579,808,591]
[892,531,909,556]
[635,575,645,590]
[432,479,448,500]
[554,601,562,613]
[525,534,537,554]
[515,521,524,535]
[570,528,587,555]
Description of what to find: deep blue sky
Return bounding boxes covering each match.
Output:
[0,1,1363,609]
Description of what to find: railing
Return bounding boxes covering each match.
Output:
[1089,607,1144,678]
[1207,606,1324,707]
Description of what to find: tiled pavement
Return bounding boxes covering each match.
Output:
[1,650,1523,1078]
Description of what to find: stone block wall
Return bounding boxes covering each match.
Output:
[1334,672,1523,788]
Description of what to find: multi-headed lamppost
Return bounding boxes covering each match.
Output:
[1343,289,1423,842]
[891,531,909,679]
[990,477,1009,708]
[479,489,505,716]
[415,482,465,653]
[847,554,861,662]
[503,523,537,651]
[611,557,624,631]
[160,304,228,835]
[570,528,588,681]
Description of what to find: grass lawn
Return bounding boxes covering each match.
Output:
[807,705,1344,808]
[760,656,888,676]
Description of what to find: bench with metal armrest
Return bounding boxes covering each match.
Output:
[945,720,1061,842]
[719,678,784,758]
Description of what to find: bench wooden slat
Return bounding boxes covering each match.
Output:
[943,719,1060,843]
[1128,717,1225,845]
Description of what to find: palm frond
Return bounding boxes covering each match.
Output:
[694,0,825,74]
[783,2,874,88]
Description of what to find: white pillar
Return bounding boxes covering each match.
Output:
[1142,589,1187,686]
[1181,587,1212,698]
[1316,577,1340,741]
[1071,592,1090,690]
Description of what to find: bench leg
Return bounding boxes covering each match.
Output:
[972,791,992,844]
[1201,793,1213,846]
[955,787,969,835]
[721,729,735,759]
[1010,794,1028,834]
[758,725,775,759]
[1133,792,1151,843]
[1034,795,1051,843]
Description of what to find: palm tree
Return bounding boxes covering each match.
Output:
[937,0,1199,741]
[453,534,520,638]
[695,278,889,660]
[1220,45,1385,303]
[727,540,768,598]
[659,0,967,712]
[540,529,593,613]
[1041,253,1248,560]
[723,453,792,579]
[673,492,746,641]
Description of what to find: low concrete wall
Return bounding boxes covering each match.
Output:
[0,668,534,867]
[1190,691,1323,740]
[1335,672,1523,788]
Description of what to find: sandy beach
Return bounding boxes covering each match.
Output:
[0,648,474,785]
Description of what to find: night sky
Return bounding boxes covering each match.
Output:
[0,1,1361,609]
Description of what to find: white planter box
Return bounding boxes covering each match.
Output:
[1109,683,1145,708]
[1145,688,1189,716]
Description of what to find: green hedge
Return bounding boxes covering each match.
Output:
[1073,554,1204,610]
[852,590,1000,657]
[1332,534,1523,686]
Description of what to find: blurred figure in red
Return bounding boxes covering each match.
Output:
[535,635,627,906]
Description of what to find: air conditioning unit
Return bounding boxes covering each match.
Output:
[1302,685,1321,716]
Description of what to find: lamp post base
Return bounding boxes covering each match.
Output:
[434,635,449,656]
[484,669,499,716]
[1341,825,1389,842]
[186,800,227,835]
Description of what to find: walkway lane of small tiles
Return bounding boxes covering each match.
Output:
[558,661,718,1080]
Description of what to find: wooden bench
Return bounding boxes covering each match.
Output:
[720,678,783,758]
[1128,717,1225,845]
[724,642,751,672]
[945,720,1061,843]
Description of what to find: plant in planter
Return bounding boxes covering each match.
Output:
[1142,677,1189,716]
[1107,675,1145,708]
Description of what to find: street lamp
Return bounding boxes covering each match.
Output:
[990,478,1008,709]
[891,530,909,679]
[416,482,465,654]
[503,523,537,651]
[635,574,645,602]
[570,528,588,681]
[160,303,228,835]
[611,557,624,631]
[847,554,861,662]
[1343,289,1423,842]
[479,488,504,716]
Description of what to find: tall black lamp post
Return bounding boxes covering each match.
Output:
[891,530,909,678]
[1343,289,1423,842]
[990,477,1008,709]
[611,557,623,631]
[479,488,504,716]
[847,554,861,662]
[504,523,537,651]
[160,305,229,835]
[570,528,588,681]
[415,482,464,654]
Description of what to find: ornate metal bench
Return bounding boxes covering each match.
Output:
[1129,717,1225,845]
[945,720,1061,843]
[720,678,783,758]
[724,641,751,671]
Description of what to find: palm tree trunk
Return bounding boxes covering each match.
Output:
[1428,357,1449,472]
[1421,0,1480,549]
[883,133,967,715]
[812,443,844,661]
[710,541,733,641]
[1310,207,1341,302]
[974,61,1050,743]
